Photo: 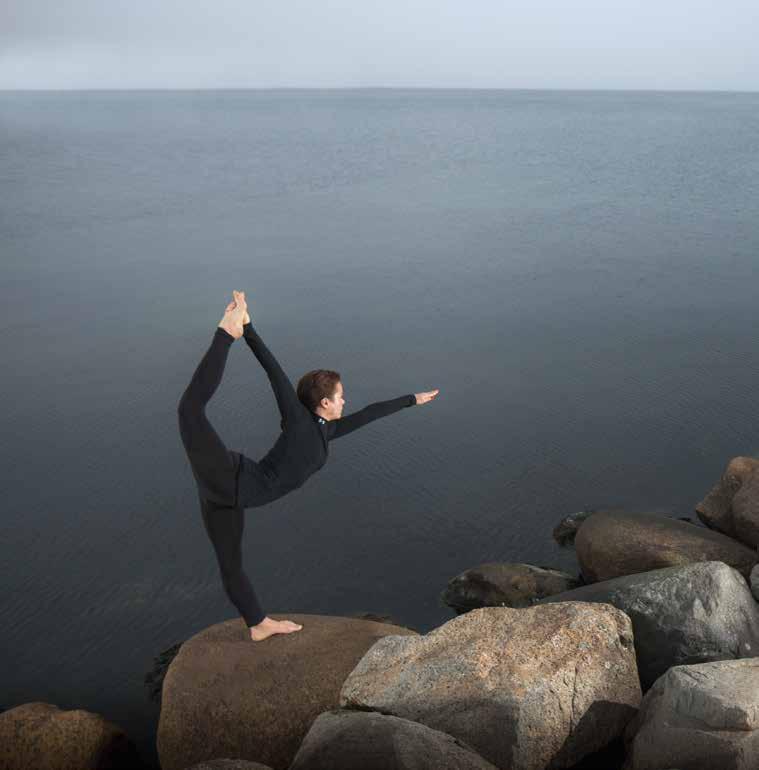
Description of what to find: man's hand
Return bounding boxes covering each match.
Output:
[414,389,440,405]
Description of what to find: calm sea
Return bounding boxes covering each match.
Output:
[2,88,758,767]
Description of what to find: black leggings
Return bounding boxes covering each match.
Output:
[177,327,266,627]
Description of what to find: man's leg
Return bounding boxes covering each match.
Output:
[199,493,266,627]
[177,327,239,506]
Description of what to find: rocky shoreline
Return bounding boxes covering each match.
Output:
[4,455,759,770]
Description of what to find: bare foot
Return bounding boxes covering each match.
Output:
[249,616,303,642]
[218,290,247,339]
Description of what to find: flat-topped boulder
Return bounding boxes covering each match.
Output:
[574,509,757,582]
[696,456,759,547]
[623,658,759,770]
[290,710,499,769]
[539,560,759,690]
[339,603,641,770]
[156,613,417,770]
[0,702,142,770]
[441,562,581,611]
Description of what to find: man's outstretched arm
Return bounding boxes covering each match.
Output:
[327,394,416,441]
[242,321,301,422]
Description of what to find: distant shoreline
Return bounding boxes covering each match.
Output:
[2,86,758,94]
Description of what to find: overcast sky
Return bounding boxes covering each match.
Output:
[1,0,757,91]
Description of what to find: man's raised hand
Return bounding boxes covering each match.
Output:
[414,388,440,405]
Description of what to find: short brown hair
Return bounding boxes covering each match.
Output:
[297,369,341,412]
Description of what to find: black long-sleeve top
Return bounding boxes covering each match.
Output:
[233,321,416,507]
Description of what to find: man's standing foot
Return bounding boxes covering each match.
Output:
[250,616,303,642]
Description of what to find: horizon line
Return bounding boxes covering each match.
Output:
[1,85,758,95]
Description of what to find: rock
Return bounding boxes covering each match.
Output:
[574,509,757,583]
[289,709,500,769]
[186,761,273,770]
[751,564,759,601]
[350,611,417,630]
[156,614,418,770]
[0,702,143,770]
[622,658,759,770]
[553,508,622,547]
[339,603,641,770]
[566,736,626,769]
[441,562,581,611]
[144,641,182,703]
[539,560,759,690]
[695,456,759,547]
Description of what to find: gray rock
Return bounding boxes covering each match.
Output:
[339,603,641,770]
[574,509,757,583]
[751,564,759,601]
[622,658,759,770]
[289,710,499,770]
[696,456,759,548]
[441,562,582,611]
[539,560,759,690]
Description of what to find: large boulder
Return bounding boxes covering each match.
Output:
[289,710,499,769]
[539,560,759,690]
[339,603,641,770]
[695,456,759,547]
[574,510,757,582]
[0,702,142,770]
[441,562,581,612]
[157,614,417,770]
[622,658,759,770]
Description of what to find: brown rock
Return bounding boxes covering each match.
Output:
[441,562,581,611]
[0,702,142,770]
[553,508,625,547]
[156,613,418,770]
[340,603,641,770]
[695,456,759,547]
[575,509,757,583]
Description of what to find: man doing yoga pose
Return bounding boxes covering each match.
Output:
[177,291,440,642]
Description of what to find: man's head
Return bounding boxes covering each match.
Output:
[297,369,344,420]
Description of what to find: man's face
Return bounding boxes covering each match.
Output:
[325,381,345,419]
